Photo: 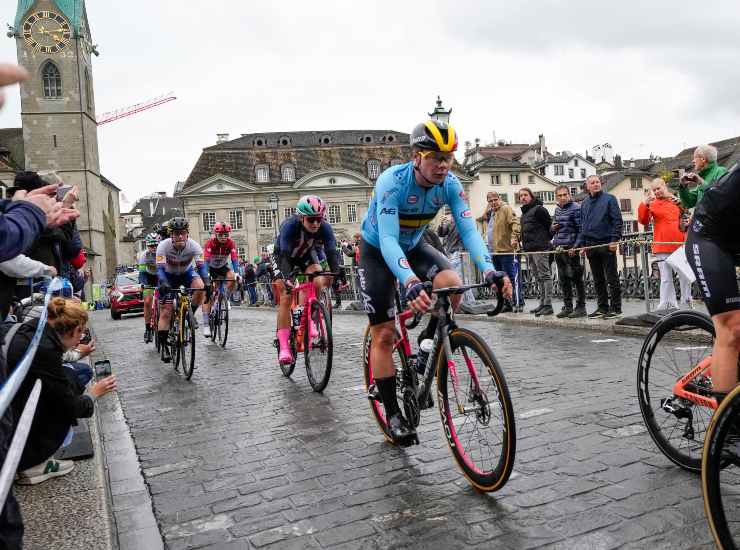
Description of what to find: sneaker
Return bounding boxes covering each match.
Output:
[556,307,573,319]
[568,306,587,318]
[536,305,554,316]
[203,325,211,338]
[603,309,622,319]
[529,305,544,314]
[17,458,74,485]
[501,304,513,313]
[588,309,608,319]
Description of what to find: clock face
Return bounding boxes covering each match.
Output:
[22,11,72,54]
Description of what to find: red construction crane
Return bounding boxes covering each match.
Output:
[96,92,177,126]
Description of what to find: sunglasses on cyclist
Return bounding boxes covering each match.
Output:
[419,151,455,164]
[304,216,323,224]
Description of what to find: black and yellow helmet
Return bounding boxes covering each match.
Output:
[410,120,458,153]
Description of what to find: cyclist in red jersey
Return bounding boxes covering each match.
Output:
[202,222,240,338]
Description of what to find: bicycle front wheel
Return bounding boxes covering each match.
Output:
[637,310,715,472]
[436,328,516,492]
[217,292,229,348]
[304,299,332,392]
[180,306,197,380]
[703,384,740,550]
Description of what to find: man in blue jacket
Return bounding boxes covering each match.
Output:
[552,185,586,318]
[571,175,623,318]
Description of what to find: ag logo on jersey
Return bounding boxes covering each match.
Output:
[407,194,418,204]
[398,258,410,269]
[379,208,396,215]
[461,209,472,218]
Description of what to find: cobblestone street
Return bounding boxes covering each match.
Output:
[93,308,714,549]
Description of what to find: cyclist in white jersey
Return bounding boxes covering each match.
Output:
[155,217,209,362]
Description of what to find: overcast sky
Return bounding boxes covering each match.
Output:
[2,0,739,209]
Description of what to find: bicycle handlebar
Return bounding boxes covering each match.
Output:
[411,280,506,317]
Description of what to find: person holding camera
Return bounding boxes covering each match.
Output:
[638,178,692,310]
[678,144,727,209]
[6,298,117,485]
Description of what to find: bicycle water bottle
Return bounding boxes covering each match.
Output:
[416,339,434,375]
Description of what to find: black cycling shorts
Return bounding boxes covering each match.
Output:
[272,247,326,281]
[208,265,231,279]
[358,239,453,325]
[140,272,158,288]
[686,228,740,316]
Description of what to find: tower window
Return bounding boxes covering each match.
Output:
[281,164,295,182]
[367,160,381,179]
[53,135,57,147]
[255,164,270,183]
[41,61,62,98]
[84,68,92,111]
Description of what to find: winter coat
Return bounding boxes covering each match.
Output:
[574,191,623,247]
[637,198,685,254]
[492,203,520,253]
[551,201,582,248]
[520,199,552,252]
[678,161,728,209]
[7,318,94,469]
[243,264,256,284]
[0,199,46,262]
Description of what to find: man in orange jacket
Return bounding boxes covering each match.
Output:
[638,178,692,310]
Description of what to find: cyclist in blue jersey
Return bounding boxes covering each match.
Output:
[359,120,513,445]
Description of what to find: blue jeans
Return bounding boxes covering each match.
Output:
[493,254,524,307]
[246,285,257,304]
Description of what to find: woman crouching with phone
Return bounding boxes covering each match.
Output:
[7,297,117,485]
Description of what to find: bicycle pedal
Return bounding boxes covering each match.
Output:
[367,383,382,403]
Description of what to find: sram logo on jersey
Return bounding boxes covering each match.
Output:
[461,209,472,218]
[398,258,410,269]
[379,208,396,215]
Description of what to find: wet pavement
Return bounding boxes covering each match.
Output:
[93,307,715,549]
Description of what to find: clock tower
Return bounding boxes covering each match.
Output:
[12,0,119,286]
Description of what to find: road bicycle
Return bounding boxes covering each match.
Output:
[637,308,716,471]
[208,278,230,348]
[273,271,338,392]
[160,286,201,381]
[702,383,740,549]
[362,281,517,492]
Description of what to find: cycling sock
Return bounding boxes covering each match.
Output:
[277,328,291,351]
[376,376,400,416]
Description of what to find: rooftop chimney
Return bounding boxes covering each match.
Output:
[217,133,229,144]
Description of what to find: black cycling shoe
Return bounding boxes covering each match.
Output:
[387,412,418,447]
[161,345,172,363]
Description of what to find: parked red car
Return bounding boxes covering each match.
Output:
[110,271,143,320]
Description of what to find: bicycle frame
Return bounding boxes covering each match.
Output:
[672,356,717,410]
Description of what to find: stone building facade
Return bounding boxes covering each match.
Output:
[10,0,119,285]
[177,130,413,260]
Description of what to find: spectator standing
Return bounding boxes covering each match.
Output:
[437,210,475,310]
[551,186,586,318]
[243,261,257,305]
[572,175,623,318]
[341,233,361,300]
[678,144,727,209]
[638,178,692,310]
[485,192,522,313]
[519,188,553,316]
[476,192,497,256]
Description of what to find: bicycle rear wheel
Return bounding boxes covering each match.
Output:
[637,310,715,472]
[209,297,218,343]
[703,385,740,550]
[217,291,229,348]
[436,327,516,492]
[304,299,333,392]
[180,306,196,380]
[362,325,412,443]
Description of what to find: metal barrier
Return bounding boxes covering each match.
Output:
[0,278,63,506]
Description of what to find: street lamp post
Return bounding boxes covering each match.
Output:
[268,193,279,240]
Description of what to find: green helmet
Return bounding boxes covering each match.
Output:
[296,195,326,217]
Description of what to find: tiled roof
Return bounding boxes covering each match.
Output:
[183,130,410,191]
[475,144,534,160]
[468,156,528,172]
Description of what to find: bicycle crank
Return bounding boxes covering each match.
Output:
[660,397,695,440]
